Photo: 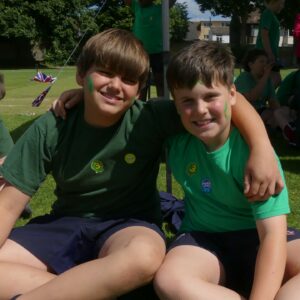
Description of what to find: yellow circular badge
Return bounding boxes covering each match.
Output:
[124,153,136,164]
[91,160,104,174]
[187,163,197,176]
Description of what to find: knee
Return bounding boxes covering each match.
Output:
[154,265,186,299]
[126,235,166,282]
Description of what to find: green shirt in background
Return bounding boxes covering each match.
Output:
[131,0,163,54]
[234,71,276,111]
[276,70,300,106]
[167,128,289,233]
[256,8,280,59]
[0,117,13,158]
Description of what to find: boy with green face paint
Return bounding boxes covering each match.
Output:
[0,28,285,300]
[154,40,300,300]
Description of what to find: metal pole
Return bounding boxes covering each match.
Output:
[162,0,170,100]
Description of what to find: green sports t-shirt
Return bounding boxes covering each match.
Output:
[276,71,300,106]
[256,9,280,59]
[131,0,163,54]
[167,127,290,233]
[234,71,276,110]
[0,117,13,158]
[0,99,183,225]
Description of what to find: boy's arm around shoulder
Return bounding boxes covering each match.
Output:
[0,183,30,248]
[249,214,287,300]
[232,92,284,201]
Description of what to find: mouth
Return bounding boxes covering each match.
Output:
[193,119,213,128]
[100,91,123,103]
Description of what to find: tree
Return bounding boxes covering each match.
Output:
[170,2,189,42]
[194,0,263,46]
[0,0,188,66]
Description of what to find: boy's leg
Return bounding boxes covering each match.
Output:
[17,226,165,300]
[0,239,56,299]
[275,238,300,300]
[154,245,245,300]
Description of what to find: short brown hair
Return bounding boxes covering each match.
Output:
[77,28,149,90]
[167,40,235,96]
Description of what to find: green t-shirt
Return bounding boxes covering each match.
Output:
[131,0,163,54]
[256,9,280,59]
[167,128,289,233]
[276,71,300,106]
[234,71,276,110]
[0,117,13,158]
[0,100,182,225]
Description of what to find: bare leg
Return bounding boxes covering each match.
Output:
[18,226,165,300]
[275,240,300,300]
[0,239,56,299]
[154,245,246,300]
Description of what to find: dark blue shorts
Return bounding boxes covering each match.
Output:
[169,227,300,297]
[9,215,165,274]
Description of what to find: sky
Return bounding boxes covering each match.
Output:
[176,0,230,21]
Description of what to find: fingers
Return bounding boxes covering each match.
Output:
[244,174,284,202]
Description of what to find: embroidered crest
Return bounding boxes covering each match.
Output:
[124,153,136,164]
[187,163,197,176]
[91,160,104,174]
[201,178,212,193]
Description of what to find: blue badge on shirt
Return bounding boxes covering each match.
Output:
[201,178,212,193]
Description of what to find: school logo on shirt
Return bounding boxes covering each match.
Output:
[186,163,197,176]
[124,153,136,164]
[201,178,212,193]
[91,160,104,174]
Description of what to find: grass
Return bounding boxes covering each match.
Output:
[0,67,300,229]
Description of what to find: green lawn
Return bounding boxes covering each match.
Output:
[0,67,300,228]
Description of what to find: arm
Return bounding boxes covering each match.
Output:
[261,29,275,63]
[243,64,273,104]
[249,215,287,300]
[51,88,83,120]
[232,92,284,200]
[0,183,30,248]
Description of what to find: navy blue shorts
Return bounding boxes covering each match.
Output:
[9,215,165,274]
[169,227,300,297]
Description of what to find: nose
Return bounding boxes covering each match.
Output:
[195,99,207,114]
[108,76,122,90]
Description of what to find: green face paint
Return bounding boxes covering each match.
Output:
[87,76,94,94]
[224,102,230,120]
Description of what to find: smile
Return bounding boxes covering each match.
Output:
[100,91,123,103]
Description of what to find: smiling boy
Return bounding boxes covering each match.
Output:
[154,40,300,300]
[0,29,285,300]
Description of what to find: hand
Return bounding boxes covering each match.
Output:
[50,88,83,119]
[263,62,273,77]
[244,145,284,201]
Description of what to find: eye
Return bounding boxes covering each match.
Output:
[122,77,138,85]
[98,69,114,77]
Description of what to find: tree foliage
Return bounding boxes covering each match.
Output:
[0,0,189,65]
[170,2,189,41]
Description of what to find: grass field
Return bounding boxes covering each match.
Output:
[0,67,300,229]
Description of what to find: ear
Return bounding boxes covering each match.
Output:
[76,71,84,86]
[230,85,237,106]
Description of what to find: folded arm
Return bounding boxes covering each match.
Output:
[250,215,287,300]
[0,183,30,248]
[232,92,284,200]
